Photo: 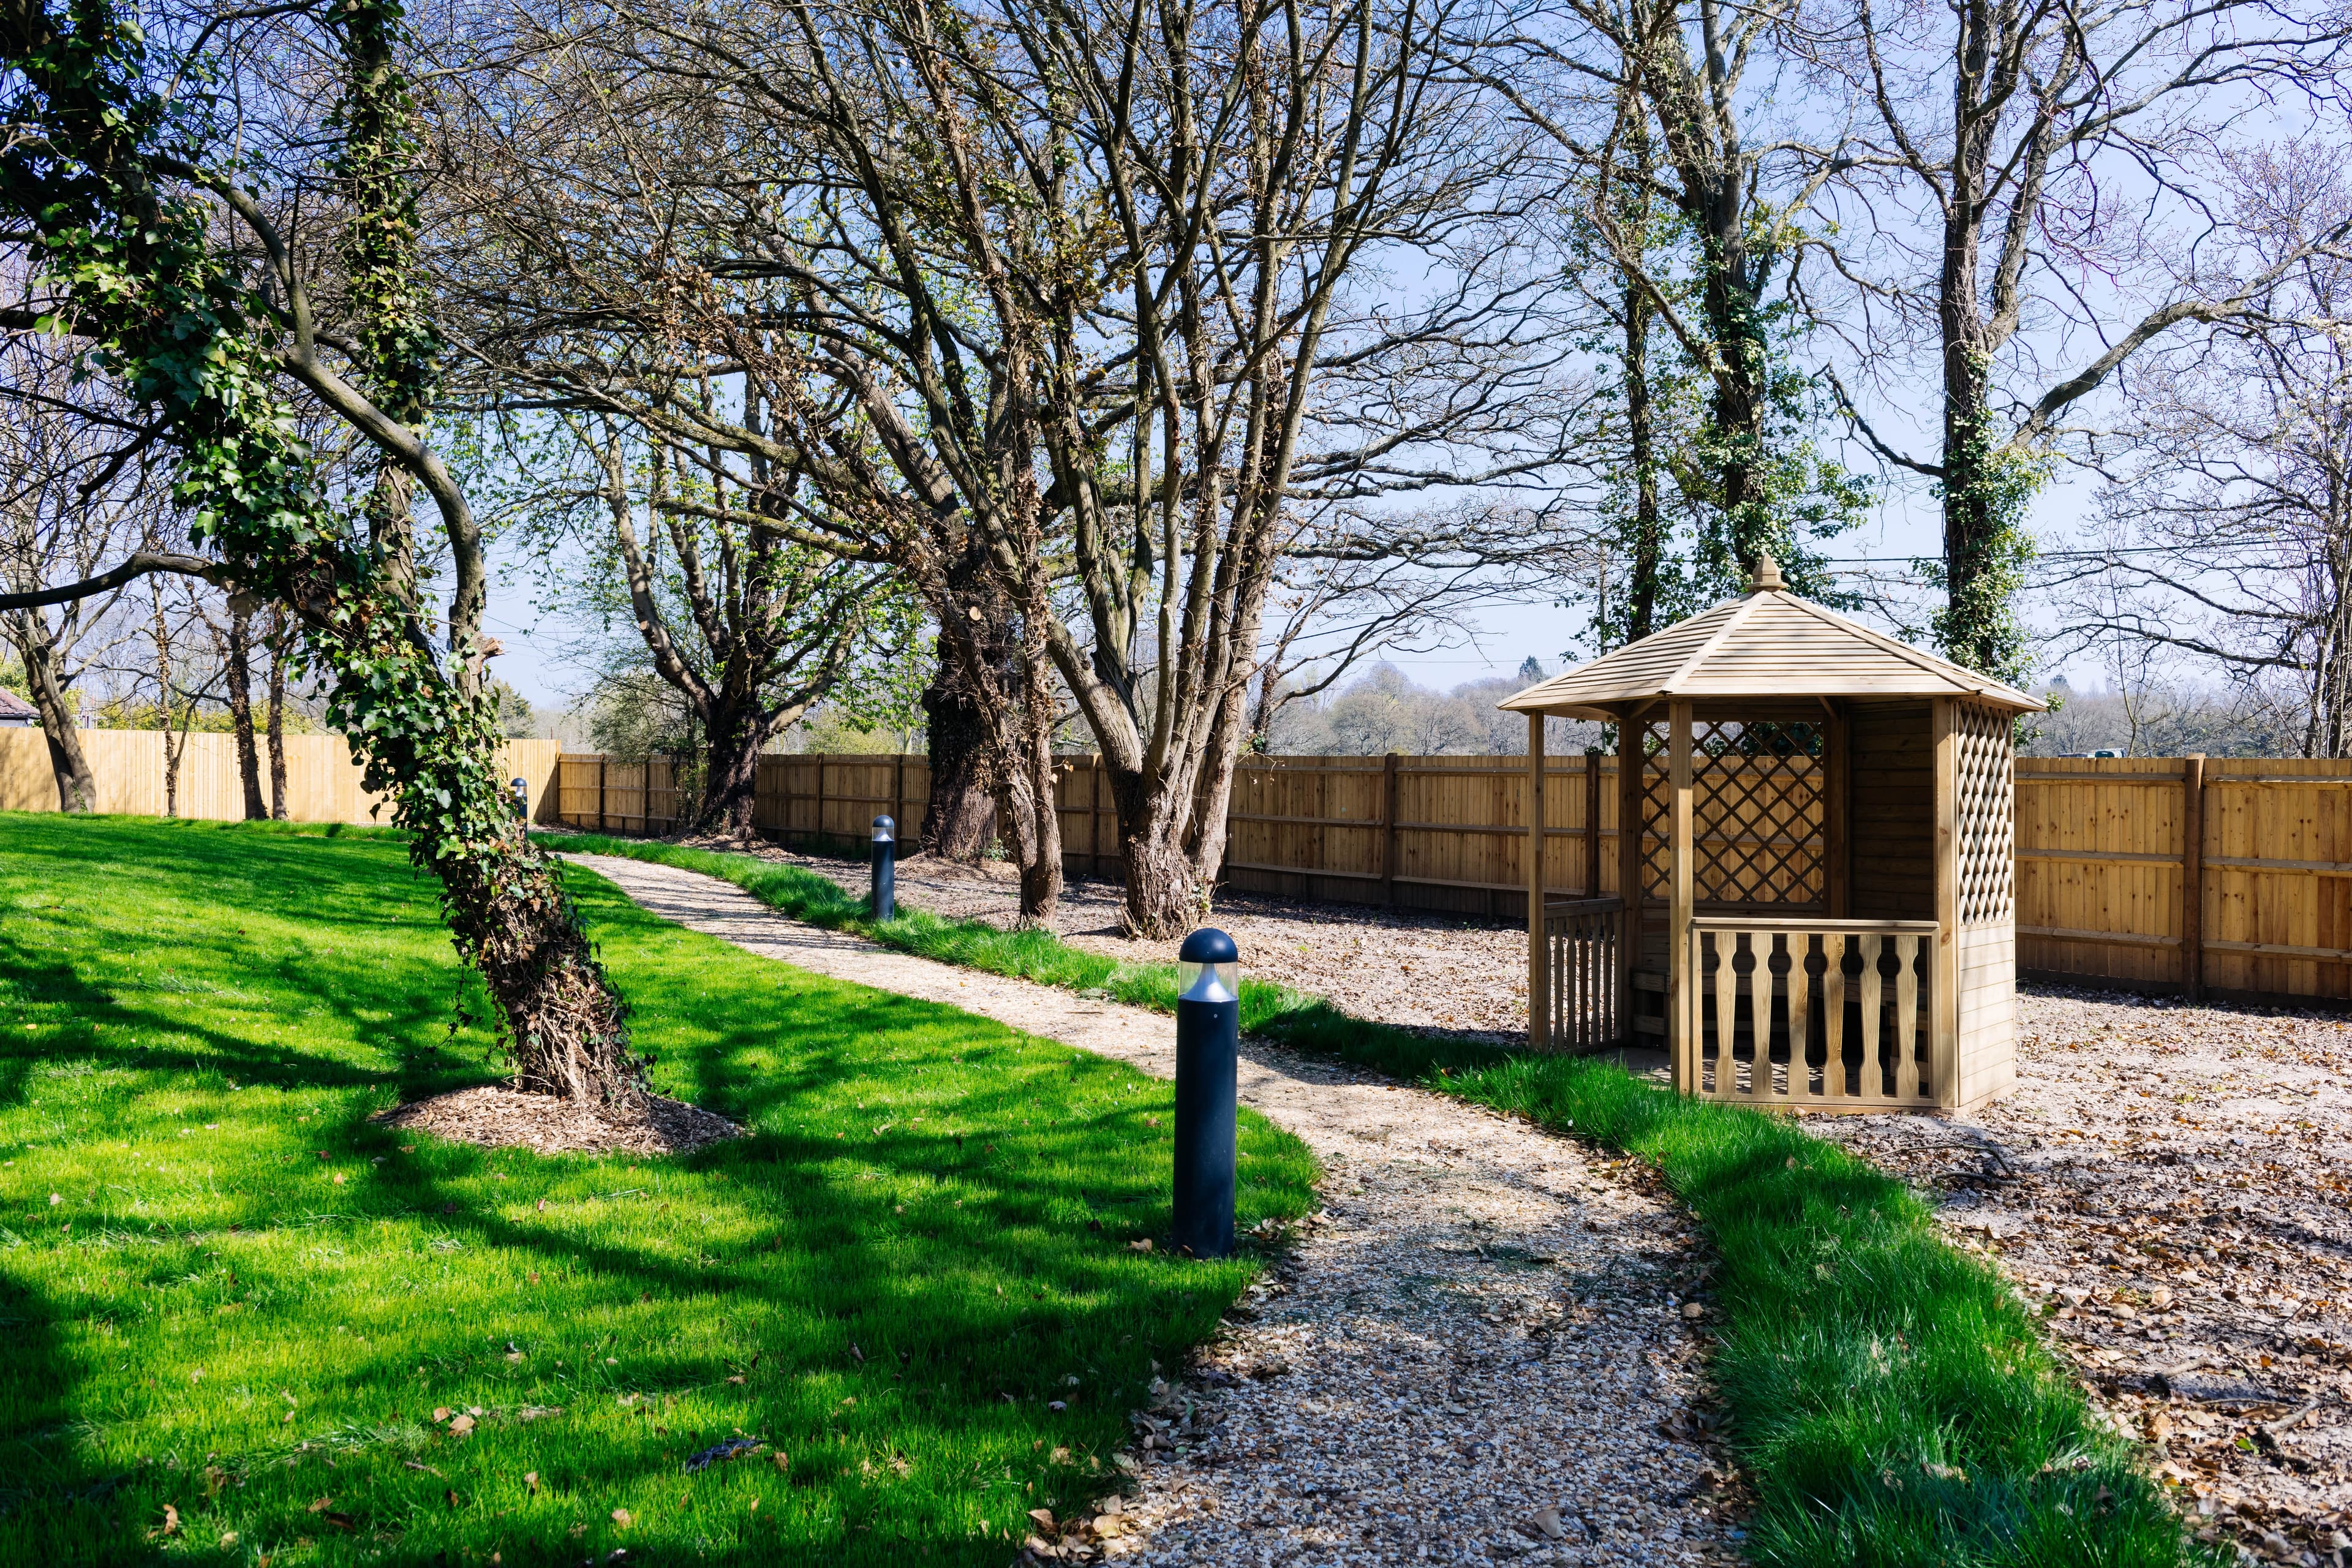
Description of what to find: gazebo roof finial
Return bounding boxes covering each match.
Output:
[1747,553,1786,593]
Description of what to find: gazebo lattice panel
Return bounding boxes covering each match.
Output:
[1954,702,2015,926]
[1639,720,1826,906]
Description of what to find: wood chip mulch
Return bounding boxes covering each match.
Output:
[1809,988,2352,1566]
[372,1085,742,1155]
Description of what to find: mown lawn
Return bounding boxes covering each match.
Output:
[0,814,1316,1566]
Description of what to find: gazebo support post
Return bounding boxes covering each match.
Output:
[1932,698,1961,1107]
[1667,701,1695,1093]
[1823,701,1850,917]
[1526,712,1547,1050]
[1617,715,1642,1050]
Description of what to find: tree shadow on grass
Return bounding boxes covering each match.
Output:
[0,820,1314,1566]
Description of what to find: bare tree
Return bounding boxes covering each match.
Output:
[0,331,181,809]
[1821,0,2351,681]
[438,0,1574,933]
[478,409,897,838]
[202,595,268,818]
[2055,142,2352,756]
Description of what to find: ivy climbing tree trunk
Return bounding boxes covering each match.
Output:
[0,0,645,1108]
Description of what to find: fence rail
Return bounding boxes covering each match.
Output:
[552,749,2352,1009]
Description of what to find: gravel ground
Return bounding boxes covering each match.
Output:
[567,853,1741,1566]
[601,839,2352,1561]
[710,844,1535,1039]
[1806,990,2352,1567]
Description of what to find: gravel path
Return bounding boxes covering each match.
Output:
[1811,990,2352,1566]
[565,853,1740,1566]
[706,843,1534,1040]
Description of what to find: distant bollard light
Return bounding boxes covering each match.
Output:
[1173,927,1240,1260]
[870,815,897,921]
[510,776,529,822]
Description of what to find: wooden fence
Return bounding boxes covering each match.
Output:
[2014,756,2352,1007]
[0,729,564,824]
[557,749,2352,1008]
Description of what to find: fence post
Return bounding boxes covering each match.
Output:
[598,756,608,831]
[2182,753,2206,1002]
[815,754,827,851]
[1381,752,1400,907]
[1583,746,1602,897]
[893,753,908,845]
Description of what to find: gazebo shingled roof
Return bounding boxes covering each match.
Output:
[1499,558,2043,720]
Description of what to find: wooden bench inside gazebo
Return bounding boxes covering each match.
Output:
[1501,557,2042,1113]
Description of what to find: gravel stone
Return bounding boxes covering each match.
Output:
[566,853,1742,1566]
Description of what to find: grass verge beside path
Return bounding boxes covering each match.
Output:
[0,815,1315,1566]
[551,831,2207,1568]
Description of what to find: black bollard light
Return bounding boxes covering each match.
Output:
[1173,927,1240,1259]
[510,775,530,823]
[870,815,897,920]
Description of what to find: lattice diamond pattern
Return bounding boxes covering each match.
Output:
[1954,702,2015,925]
[1638,720,1826,906]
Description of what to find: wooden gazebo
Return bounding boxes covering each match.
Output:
[1501,558,2042,1113]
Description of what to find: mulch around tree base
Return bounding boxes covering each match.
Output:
[373,1085,742,1155]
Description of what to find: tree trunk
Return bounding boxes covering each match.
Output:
[265,608,289,819]
[917,627,1003,861]
[1107,760,1219,939]
[149,587,180,817]
[431,813,639,1103]
[993,728,1064,922]
[1623,273,1664,643]
[1699,251,1769,571]
[9,614,97,811]
[693,694,766,840]
[225,602,266,819]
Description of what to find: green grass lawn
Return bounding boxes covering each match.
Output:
[0,814,1316,1567]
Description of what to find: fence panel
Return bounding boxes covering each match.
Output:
[1,728,559,824]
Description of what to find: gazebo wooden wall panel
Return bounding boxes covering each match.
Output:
[1951,701,2020,1109]
[1630,724,1827,909]
[1847,701,1936,922]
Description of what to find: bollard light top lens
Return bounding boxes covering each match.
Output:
[872,815,895,841]
[1178,927,1238,965]
[1177,927,1239,1003]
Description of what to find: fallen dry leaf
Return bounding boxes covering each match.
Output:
[611,1508,632,1528]
[524,1472,539,1495]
